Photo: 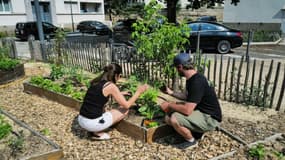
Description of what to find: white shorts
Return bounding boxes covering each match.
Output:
[78,112,113,132]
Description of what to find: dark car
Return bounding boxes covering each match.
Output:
[112,19,137,43]
[187,21,243,54]
[77,20,111,35]
[15,21,59,41]
[196,16,217,22]
[113,19,137,33]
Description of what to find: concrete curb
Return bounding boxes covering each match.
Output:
[242,38,283,46]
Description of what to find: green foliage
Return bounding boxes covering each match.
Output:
[0,31,9,38]
[0,114,12,140]
[0,58,20,71]
[105,0,145,19]
[121,76,164,121]
[50,64,65,80]
[248,144,265,159]
[40,128,51,136]
[30,64,91,101]
[132,0,190,78]
[147,121,160,128]
[8,130,25,156]
[0,46,20,71]
[242,30,281,42]
[193,50,209,73]
[0,45,10,59]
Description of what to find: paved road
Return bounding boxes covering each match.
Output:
[203,45,285,62]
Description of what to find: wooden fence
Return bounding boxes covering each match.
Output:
[42,41,285,111]
[1,38,284,111]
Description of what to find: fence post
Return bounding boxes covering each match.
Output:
[245,30,253,62]
[276,64,285,111]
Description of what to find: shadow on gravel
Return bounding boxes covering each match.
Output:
[70,115,93,140]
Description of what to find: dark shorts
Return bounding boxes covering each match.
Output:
[173,110,219,133]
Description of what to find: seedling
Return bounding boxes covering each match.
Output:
[0,114,12,140]
[248,143,265,159]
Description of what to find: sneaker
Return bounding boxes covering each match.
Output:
[175,140,198,149]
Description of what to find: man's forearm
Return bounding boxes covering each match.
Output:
[171,91,187,100]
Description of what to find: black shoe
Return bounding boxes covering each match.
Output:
[175,140,198,149]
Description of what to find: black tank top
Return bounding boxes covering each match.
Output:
[79,80,110,119]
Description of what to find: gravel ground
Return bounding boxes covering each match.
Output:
[0,62,284,160]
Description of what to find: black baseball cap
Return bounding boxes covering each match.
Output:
[172,52,192,67]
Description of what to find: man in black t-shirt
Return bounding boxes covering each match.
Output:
[160,52,222,149]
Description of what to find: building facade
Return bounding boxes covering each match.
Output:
[0,0,105,31]
[223,0,285,33]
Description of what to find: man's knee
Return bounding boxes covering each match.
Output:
[169,114,180,127]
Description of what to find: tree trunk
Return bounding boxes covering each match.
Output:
[167,0,178,23]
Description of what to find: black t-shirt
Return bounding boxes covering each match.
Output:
[79,80,109,119]
[186,73,222,122]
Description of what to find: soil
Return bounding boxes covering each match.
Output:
[0,62,284,159]
[0,112,56,160]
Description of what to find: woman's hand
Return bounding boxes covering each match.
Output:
[137,84,149,94]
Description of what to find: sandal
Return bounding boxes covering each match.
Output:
[90,132,111,141]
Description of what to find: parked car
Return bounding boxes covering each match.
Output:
[76,20,111,35]
[112,19,137,43]
[15,21,59,41]
[187,21,243,54]
[113,19,137,33]
[196,16,217,22]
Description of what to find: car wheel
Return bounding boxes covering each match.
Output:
[217,40,231,54]
[27,34,35,41]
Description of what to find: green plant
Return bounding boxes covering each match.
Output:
[8,130,25,156]
[248,144,265,159]
[0,114,12,140]
[40,128,51,136]
[50,64,65,80]
[0,45,20,71]
[137,88,164,120]
[132,0,190,81]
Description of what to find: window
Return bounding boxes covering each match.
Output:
[80,2,101,13]
[64,1,78,13]
[0,0,12,12]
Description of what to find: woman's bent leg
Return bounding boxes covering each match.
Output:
[109,107,129,124]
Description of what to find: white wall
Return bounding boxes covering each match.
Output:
[0,0,106,29]
[223,0,285,32]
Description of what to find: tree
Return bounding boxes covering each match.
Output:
[104,0,144,21]
[132,0,190,88]
[166,0,240,23]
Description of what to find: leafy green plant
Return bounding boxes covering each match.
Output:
[132,0,190,81]
[8,130,25,156]
[0,46,20,71]
[137,87,164,121]
[0,114,12,140]
[0,58,20,71]
[50,64,65,80]
[248,144,265,159]
[40,128,51,136]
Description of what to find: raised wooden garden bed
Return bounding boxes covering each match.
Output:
[23,82,82,111]
[0,64,25,85]
[0,109,63,160]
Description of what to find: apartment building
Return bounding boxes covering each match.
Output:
[0,0,105,31]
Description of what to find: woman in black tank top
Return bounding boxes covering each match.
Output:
[78,63,148,140]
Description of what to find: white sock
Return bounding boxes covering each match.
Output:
[186,138,195,142]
